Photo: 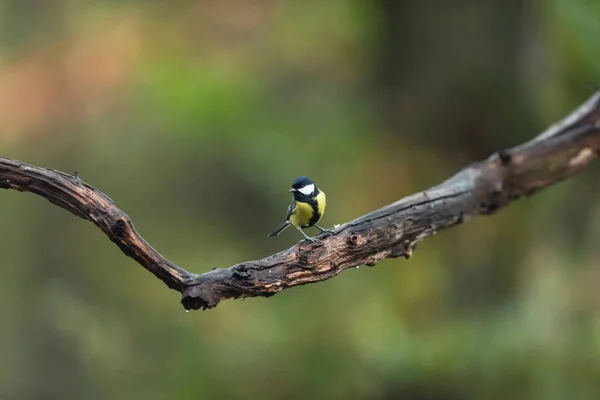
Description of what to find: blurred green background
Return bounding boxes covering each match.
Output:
[1,0,600,399]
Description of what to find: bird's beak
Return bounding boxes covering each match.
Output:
[289,188,296,193]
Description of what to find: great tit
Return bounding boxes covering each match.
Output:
[267,176,331,242]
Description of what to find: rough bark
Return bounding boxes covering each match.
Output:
[1,90,600,311]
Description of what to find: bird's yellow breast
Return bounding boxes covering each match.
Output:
[289,202,313,228]
[289,190,326,228]
[316,190,326,216]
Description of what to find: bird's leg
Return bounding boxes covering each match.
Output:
[314,224,333,234]
[296,226,318,242]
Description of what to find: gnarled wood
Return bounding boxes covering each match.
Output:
[2,90,600,311]
[0,160,192,290]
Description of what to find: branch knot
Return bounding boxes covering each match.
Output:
[113,218,128,237]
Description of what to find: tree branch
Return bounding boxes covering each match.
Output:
[2,90,600,311]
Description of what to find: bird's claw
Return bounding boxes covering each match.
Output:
[315,225,334,234]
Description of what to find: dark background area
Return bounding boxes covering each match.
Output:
[1,0,600,399]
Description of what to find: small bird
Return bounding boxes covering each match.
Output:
[268,176,331,242]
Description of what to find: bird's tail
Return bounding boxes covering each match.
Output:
[267,221,290,237]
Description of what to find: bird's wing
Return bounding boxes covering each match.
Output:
[285,200,297,220]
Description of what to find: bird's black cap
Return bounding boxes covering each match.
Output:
[291,176,314,189]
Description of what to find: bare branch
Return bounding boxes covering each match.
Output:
[1,90,600,311]
[0,161,192,290]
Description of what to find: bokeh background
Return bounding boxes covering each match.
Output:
[1,0,600,399]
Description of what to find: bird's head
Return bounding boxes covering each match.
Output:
[289,176,317,198]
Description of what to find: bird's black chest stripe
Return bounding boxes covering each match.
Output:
[307,198,321,227]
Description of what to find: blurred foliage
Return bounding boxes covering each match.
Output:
[1,0,600,399]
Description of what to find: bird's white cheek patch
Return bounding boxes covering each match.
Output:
[299,184,315,195]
